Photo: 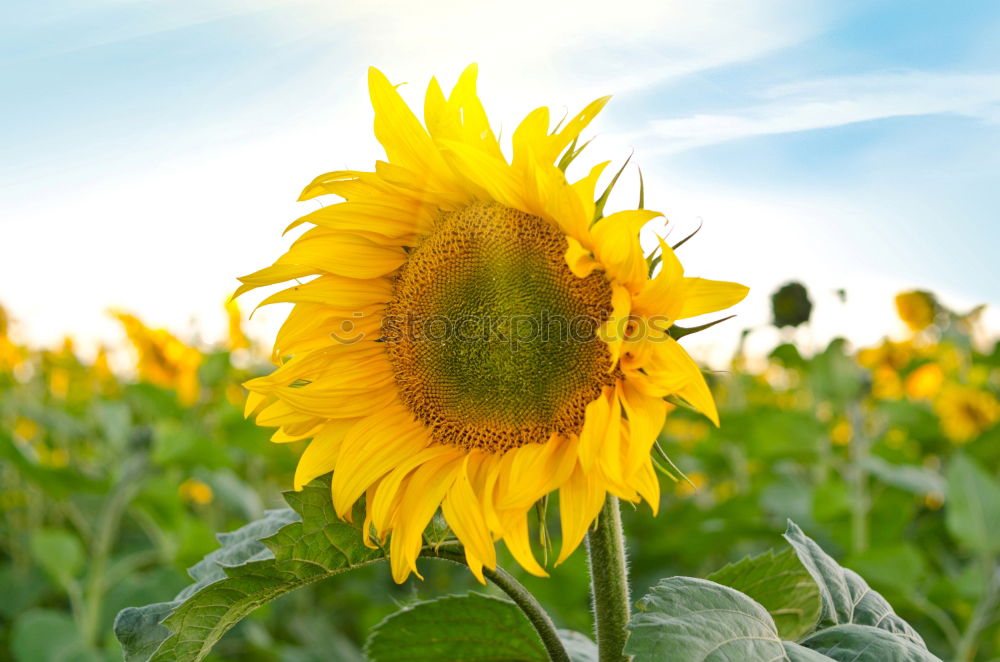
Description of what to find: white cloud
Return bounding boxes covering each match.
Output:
[645,71,1000,152]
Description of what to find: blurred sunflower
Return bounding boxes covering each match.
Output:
[0,304,25,374]
[113,312,202,406]
[895,290,937,332]
[239,65,747,583]
[934,384,999,443]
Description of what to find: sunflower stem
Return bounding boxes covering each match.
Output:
[587,495,631,662]
[423,548,571,662]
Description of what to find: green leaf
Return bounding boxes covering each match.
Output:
[30,528,85,586]
[862,456,944,496]
[557,630,598,662]
[782,521,925,647]
[945,453,1000,554]
[365,593,548,662]
[625,577,788,661]
[783,642,834,661]
[799,624,942,662]
[12,609,101,662]
[707,547,821,640]
[114,478,388,662]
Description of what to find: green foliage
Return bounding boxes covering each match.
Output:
[626,523,941,662]
[114,480,385,662]
[706,547,820,640]
[365,593,549,662]
[3,289,998,660]
[782,521,924,644]
[797,625,940,662]
[945,454,1000,554]
[30,529,84,587]
[628,577,789,661]
[11,610,102,662]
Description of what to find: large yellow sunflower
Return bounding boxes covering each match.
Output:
[238,65,748,584]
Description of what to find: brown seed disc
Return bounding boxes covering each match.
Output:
[382,201,616,452]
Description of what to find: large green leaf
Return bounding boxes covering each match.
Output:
[365,593,548,662]
[799,624,941,662]
[364,593,596,662]
[945,453,1000,554]
[625,577,788,661]
[114,478,388,662]
[707,547,821,640]
[782,642,835,661]
[782,521,925,647]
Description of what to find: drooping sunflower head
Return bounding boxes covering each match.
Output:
[895,290,938,332]
[238,65,748,583]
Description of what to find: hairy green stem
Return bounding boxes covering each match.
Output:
[587,495,631,662]
[423,548,571,662]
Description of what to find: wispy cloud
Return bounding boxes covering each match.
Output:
[645,71,1000,152]
[281,0,831,103]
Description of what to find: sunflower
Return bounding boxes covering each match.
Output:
[895,290,937,332]
[238,65,748,583]
[113,312,203,406]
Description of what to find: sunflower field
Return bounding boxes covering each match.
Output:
[1,282,997,662]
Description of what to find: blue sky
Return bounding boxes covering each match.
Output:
[2,0,998,359]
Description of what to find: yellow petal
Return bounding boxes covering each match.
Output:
[292,419,358,490]
[597,383,626,488]
[540,161,609,245]
[426,64,504,162]
[556,462,605,565]
[592,210,663,292]
[632,458,661,515]
[650,337,719,426]
[330,406,429,518]
[392,452,464,581]
[631,237,684,321]
[254,398,310,427]
[496,435,578,511]
[244,390,270,418]
[368,67,454,189]
[370,444,457,534]
[361,481,382,548]
[234,264,316,299]
[578,387,612,471]
[257,274,392,312]
[678,278,749,319]
[501,510,548,577]
[291,199,432,239]
[619,380,668,478]
[298,170,367,201]
[441,456,496,584]
[270,424,322,443]
[511,107,551,171]
[438,139,525,210]
[565,236,599,278]
[598,285,632,369]
[546,96,611,164]
[276,229,406,280]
